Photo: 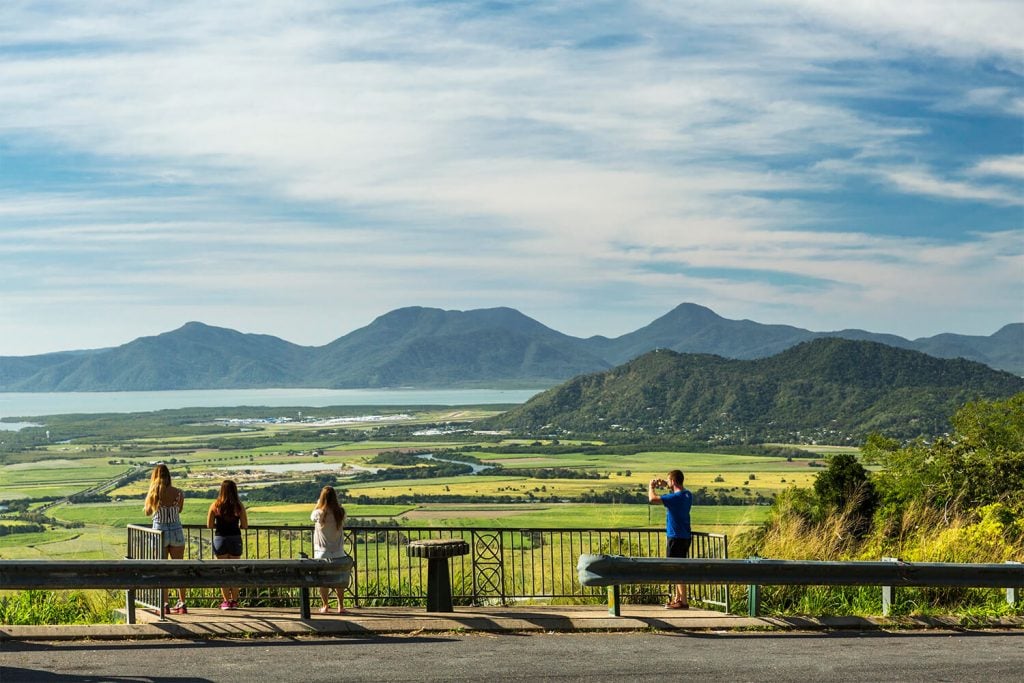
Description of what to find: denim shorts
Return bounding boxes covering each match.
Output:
[154,524,185,549]
[213,535,243,557]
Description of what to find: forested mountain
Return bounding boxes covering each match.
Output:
[582,303,1024,374]
[308,306,608,387]
[0,309,609,391]
[0,323,313,391]
[487,339,1024,441]
[0,304,1019,391]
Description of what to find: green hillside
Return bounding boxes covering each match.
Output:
[488,338,1024,442]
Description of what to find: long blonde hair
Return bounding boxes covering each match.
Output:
[144,464,172,516]
[315,485,345,530]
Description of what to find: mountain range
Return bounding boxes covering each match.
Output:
[486,338,1024,441]
[0,303,1020,392]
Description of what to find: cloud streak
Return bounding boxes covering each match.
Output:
[0,1,1021,355]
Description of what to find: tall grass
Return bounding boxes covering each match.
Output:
[0,590,121,625]
[734,500,1024,617]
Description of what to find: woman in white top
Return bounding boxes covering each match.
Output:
[143,464,188,614]
[311,485,347,614]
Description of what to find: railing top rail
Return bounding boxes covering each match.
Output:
[177,523,724,537]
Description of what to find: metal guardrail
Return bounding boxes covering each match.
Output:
[0,557,352,623]
[0,559,351,590]
[173,524,730,610]
[577,554,1024,616]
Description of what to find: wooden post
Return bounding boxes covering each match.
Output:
[607,585,620,616]
[881,557,899,616]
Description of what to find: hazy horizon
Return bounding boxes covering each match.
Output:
[1,302,1021,359]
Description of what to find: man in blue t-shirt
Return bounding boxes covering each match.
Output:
[648,469,693,609]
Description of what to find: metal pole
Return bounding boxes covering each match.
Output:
[1007,561,1021,606]
[881,557,899,617]
[608,585,621,616]
[748,556,761,617]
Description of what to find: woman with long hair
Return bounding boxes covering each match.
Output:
[207,479,248,609]
[311,485,347,614]
[143,463,187,614]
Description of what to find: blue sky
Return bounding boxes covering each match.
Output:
[1,1,1021,356]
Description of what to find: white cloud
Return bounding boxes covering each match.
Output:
[762,0,1024,65]
[880,167,1023,206]
[0,1,1021,354]
[970,155,1024,180]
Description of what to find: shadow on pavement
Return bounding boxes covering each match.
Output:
[0,667,213,683]
[0,633,456,654]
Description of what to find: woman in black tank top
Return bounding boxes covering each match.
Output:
[207,480,248,609]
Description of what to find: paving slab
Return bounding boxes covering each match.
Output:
[2,605,1021,641]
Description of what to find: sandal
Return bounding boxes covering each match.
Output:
[169,601,188,614]
[318,606,330,614]
[665,600,689,610]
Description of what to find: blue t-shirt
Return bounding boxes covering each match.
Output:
[661,489,692,539]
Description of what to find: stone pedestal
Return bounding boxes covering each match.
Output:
[407,539,470,612]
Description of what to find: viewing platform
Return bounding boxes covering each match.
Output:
[4,604,1021,642]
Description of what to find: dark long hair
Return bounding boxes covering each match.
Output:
[315,486,345,530]
[214,479,243,518]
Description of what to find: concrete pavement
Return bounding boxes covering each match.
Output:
[2,604,1022,641]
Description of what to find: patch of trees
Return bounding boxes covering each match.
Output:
[353,463,474,481]
[244,475,344,503]
[573,487,771,506]
[475,440,807,459]
[748,393,1024,548]
[512,468,605,480]
[369,450,433,465]
[369,449,485,466]
[0,523,46,536]
[864,392,1024,517]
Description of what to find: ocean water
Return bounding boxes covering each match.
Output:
[0,387,543,421]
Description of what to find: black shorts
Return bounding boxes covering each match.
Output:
[213,535,243,557]
[666,537,691,559]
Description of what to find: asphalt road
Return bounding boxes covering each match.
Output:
[3,630,1023,682]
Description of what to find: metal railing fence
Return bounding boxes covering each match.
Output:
[125,524,163,614]
[171,524,729,610]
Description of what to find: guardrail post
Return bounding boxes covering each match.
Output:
[1007,561,1021,606]
[298,552,311,619]
[881,557,899,616]
[607,585,620,616]
[747,556,761,617]
[125,588,136,625]
[748,584,761,617]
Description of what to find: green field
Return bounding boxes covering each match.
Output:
[0,458,129,500]
[0,406,834,561]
